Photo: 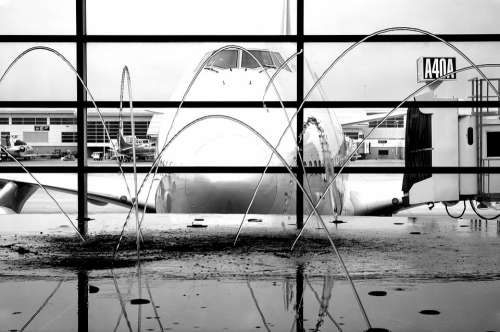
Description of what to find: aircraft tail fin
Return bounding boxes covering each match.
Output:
[118,129,129,151]
[281,0,291,35]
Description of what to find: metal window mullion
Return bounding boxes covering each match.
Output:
[0,166,499,174]
[3,34,500,43]
[296,0,304,229]
[3,100,500,108]
[76,0,88,236]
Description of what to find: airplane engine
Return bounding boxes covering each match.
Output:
[155,173,279,214]
[0,181,38,214]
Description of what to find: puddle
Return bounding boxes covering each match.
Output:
[187,224,208,228]
[2,215,500,331]
[88,285,99,293]
[1,270,499,332]
[130,298,151,305]
[368,290,387,296]
[419,309,441,315]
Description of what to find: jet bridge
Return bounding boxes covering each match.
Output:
[403,78,500,206]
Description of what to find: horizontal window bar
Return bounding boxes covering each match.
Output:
[2,34,500,43]
[305,34,500,42]
[87,101,299,108]
[0,35,77,42]
[1,166,499,174]
[0,101,298,108]
[305,101,500,108]
[0,100,498,108]
[0,166,290,173]
[0,35,298,43]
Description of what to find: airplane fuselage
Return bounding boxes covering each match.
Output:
[148,47,395,216]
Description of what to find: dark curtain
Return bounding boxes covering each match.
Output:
[402,106,432,193]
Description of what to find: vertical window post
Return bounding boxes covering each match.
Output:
[77,270,89,332]
[76,0,88,237]
[296,0,304,229]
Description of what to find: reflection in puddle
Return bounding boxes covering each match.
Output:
[2,266,500,332]
[2,216,500,331]
[419,309,441,315]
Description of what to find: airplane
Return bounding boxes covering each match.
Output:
[0,134,34,161]
[0,43,405,217]
[0,0,410,217]
[109,129,156,162]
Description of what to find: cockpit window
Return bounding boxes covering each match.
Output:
[241,50,276,69]
[206,50,238,69]
[270,52,291,71]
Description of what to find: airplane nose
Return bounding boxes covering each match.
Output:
[183,173,278,214]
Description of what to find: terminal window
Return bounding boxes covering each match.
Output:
[61,132,78,143]
[50,118,77,125]
[87,121,150,143]
[368,116,405,128]
[344,131,360,140]
[12,117,48,125]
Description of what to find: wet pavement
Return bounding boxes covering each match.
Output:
[0,212,500,331]
[2,272,500,332]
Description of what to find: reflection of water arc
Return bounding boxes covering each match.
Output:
[0,47,136,237]
[305,277,341,332]
[242,27,500,245]
[262,49,303,105]
[0,47,132,169]
[117,45,303,252]
[159,44,294,155]
[301,116,343,216]
[0,146,84,240]
[118,66,146,315]
[145,279,165,332]
[146,114,325,234]
[111,269,134,332]
[117,44,292,251]
[238,49,312,243]
[147,113,369,327]
[293,63,500,251]
[282,28,500,327]
[118,67,141,244]
[18,279,65,332]
[247,280,272,332]
[114,66,145,249]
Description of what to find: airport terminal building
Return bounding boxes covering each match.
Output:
[0,107,405,160]
[0,109,152,158]
[344,114,406,160]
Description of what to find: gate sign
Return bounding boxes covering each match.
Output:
[417,57,456,82]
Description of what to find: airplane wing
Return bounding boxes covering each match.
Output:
[0,173,158,214]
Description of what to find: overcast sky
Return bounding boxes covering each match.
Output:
[0,0,499,119]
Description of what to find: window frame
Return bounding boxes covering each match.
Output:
[0,0,499,229]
